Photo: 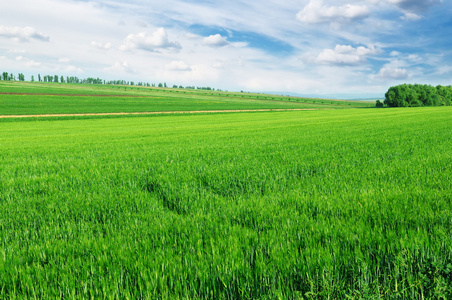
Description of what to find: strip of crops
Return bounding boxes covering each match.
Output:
[0,107,450,298]
[0,94,330,116]
[0,81,147,95]
[0,82,374,116]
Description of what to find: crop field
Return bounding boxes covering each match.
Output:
[1,101,451,298]
[0,82,374,116]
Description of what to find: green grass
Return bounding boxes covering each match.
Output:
[0,107,451,298]
[0,81,375,115]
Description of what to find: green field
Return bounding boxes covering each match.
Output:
[1,102,451,298]
[0,82,374,116]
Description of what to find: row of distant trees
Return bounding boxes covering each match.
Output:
[383,84,452,107]
[0,71,221,91]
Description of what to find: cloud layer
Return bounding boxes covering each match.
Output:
[387,0,441,13]
[0,0,450,95]
[0,26,49,42]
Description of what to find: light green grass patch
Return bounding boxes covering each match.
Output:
[0,107,451,298]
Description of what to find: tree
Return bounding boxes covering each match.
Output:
[2,72,8,81]
[384,84,451,107]
[376,100,384,108]
[54,75,59,83]
[436,85,452,106]
[18,73,25,81]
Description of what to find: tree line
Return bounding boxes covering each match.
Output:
[0,71,220,91]
[383,84,452,107]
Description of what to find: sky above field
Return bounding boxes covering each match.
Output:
[1,0,451,95]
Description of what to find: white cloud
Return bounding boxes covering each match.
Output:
[401,12,422,21]
[65,65,83,73]
[0,25,49,42]
[297,0,370,24]
[213,62,224,69]
[435,65,452,75]
[315,44,377,65]
[371,58,410,80]
[91,41,112,50]
[386,0,441,20]
[9,49,26,54]
[119,28,181,52]
[186,33,199,39]
[203,34,229,47]
[407,54,422,63]
[0,0,450,95]
[386,0,440,13]
[15,55,41,67]
[166,61,192,71]
[377,66,408,79]
[105,61,136,74]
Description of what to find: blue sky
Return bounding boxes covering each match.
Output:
[1,0,451,95]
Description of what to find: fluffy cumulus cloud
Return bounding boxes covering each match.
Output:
[0,25,49,42]
[371,58,410,80]
[315,44,377,65]
[297,0,370,24]
[377,66,408,79]
[119,28,181,52]
[203,34,229,47]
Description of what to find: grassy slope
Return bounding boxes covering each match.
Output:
[0,81,374,115]
[1,107,451,298]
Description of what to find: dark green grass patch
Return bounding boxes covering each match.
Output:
[0,82,374,116]
[0,94,325,115]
